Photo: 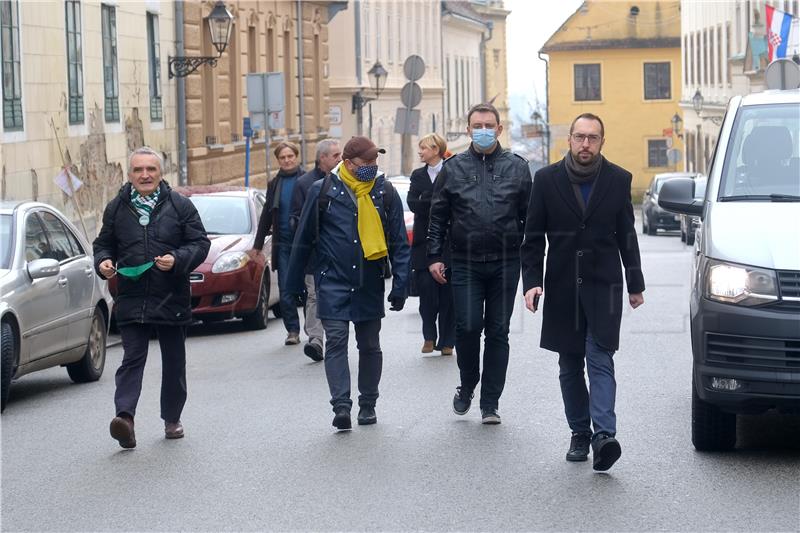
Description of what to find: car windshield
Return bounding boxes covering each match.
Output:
[694,177,708,199]
[0,214,12,269]
[719,103,800,200]
[189,196,252,235]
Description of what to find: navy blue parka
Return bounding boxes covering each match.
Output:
[286,167,411,322]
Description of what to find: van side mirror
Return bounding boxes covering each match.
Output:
[658,178,703,216]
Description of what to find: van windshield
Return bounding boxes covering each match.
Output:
[719,103,800,200]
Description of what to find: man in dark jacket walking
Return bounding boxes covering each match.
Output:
[428,103,532,424]
[94,146,210,449]
[287,136,410,431]
[289,139,342,361]
[521,113,645,471]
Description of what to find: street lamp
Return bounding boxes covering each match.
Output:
[168,1,234,79]
[692,89,704,114]
[671,112,683,139]
[352,60,388,112]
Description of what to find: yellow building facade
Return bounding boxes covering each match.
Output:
[541,1,683,198]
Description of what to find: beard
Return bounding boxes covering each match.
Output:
[572,149,600,165]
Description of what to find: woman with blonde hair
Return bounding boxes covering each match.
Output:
[407,133,454,355]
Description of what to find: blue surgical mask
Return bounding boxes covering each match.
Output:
[355,165,379,182]
[471,128,497,150]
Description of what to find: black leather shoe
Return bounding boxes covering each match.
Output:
[592,433,622,471]
[303,342,323,362]
[566,433,591,462]
[357,405,377,425]
[453,386,473,415]
[332,407,352,431]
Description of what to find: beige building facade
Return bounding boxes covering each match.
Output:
[182,0,337,187]
[327,0,445,176]
[0,0,178,237]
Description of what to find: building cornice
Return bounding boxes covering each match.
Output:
[541,37,680,53]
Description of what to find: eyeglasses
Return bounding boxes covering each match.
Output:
[571,133,602,144]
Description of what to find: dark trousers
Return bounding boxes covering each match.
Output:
[115,324,187,423]
[321,319,382,412]
[450,259,519,409]
[558,328,617,438]
[277,239,301,333]
[416,268,455,348]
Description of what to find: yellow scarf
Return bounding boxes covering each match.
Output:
[338,163,388,260]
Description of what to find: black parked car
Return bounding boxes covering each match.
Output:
[642,172,698,235]
[680,175,707,245]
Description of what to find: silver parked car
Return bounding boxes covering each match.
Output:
[0,201,112,412]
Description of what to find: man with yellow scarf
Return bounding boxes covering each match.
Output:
[287,136,411,431]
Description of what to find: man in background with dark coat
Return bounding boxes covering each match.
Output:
[521,113,645,471]
[94,146,210,449]
[289,139,342,361]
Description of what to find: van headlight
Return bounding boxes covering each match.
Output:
[212,252,250,273]
[705,260,778,306]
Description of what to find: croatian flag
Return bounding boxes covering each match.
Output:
[766,5,800,61]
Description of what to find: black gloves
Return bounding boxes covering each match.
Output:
[388,296,406,311]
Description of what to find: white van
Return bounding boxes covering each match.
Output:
[659,63,800,451]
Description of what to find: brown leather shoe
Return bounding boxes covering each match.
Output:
[165,421,184,439]
[441,346,454,356]
[285,332,301,345]
[110,415,136,449]
[421,340,435,353]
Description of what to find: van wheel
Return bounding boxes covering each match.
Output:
[1,322,17,413]
[243,274,270,330]
[691,377,736,451]
[67,308,107,383]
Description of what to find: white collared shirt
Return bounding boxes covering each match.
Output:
[427,160,443,183]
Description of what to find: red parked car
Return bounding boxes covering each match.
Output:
[109,186,279,330]
[387,176,414,245]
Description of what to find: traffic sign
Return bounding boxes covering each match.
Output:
[400,82,423,109]
[403,55,426,82]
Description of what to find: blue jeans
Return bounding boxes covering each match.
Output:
[558,329,617,438]
[277,240,300,333]
[321,319,382,411]
[450,259,519,409]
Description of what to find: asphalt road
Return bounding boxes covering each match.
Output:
[2,228,799,532]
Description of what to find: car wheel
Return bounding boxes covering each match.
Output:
[647,217,657,236]
[243,274,270,330]
[66,308,107,383]
[691,376,736,451]
[1,321,17,413]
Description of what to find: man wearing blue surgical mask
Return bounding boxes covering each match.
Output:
[427,103,532,425]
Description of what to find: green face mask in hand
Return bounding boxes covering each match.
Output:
[115,261,154,281]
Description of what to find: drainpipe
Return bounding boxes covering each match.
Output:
[354,0,363,136]
[538,51,550,164]
[175,1,187,185]
[479,21,493,103]
[296,0,307,167]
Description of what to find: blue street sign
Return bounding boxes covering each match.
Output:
[243,117,253,138]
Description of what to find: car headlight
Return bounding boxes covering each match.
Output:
[705,259,778,306]
[211,251,251,273]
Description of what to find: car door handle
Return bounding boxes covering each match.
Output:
[84,267,94,277]
[58,277,68,287]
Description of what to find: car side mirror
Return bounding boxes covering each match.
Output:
[27,258,60,280]
[658,178,703,216]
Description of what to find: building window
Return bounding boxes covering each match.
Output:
[101,4,119,122]
[648,139,668,168]
[65,0,83,124]
[1,0,23,130]
[146,13,162,122]
[644,62,670,100]
[574,64,601,101]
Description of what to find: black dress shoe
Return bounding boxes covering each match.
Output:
[452,386,473,415]
[592,433,622,471]
[303,342,323,362]
[566,432,591,462]
[357,405,377,425]
[332,407,352,431]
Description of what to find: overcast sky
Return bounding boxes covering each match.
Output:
[505,0,584,121]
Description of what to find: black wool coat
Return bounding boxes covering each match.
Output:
[521,158,645,353]
[407,165,450,270]
[253,167,304,270]
[93,181,210,326]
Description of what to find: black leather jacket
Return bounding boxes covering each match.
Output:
[427,143,532,263]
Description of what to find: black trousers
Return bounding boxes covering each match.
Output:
[416,268,455,348]
[450,259,519,409]
[115,324,187,423]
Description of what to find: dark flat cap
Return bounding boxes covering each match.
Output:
[342,136,386,161]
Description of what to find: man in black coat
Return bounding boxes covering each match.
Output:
[94,147,210,449]
[289,139,341,362]
[428,103,532,424]
[521,113,645,471]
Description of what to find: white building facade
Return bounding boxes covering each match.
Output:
[680,0,799,174]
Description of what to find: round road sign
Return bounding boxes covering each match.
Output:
[403,55,426,82]
[400,82,423,109]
